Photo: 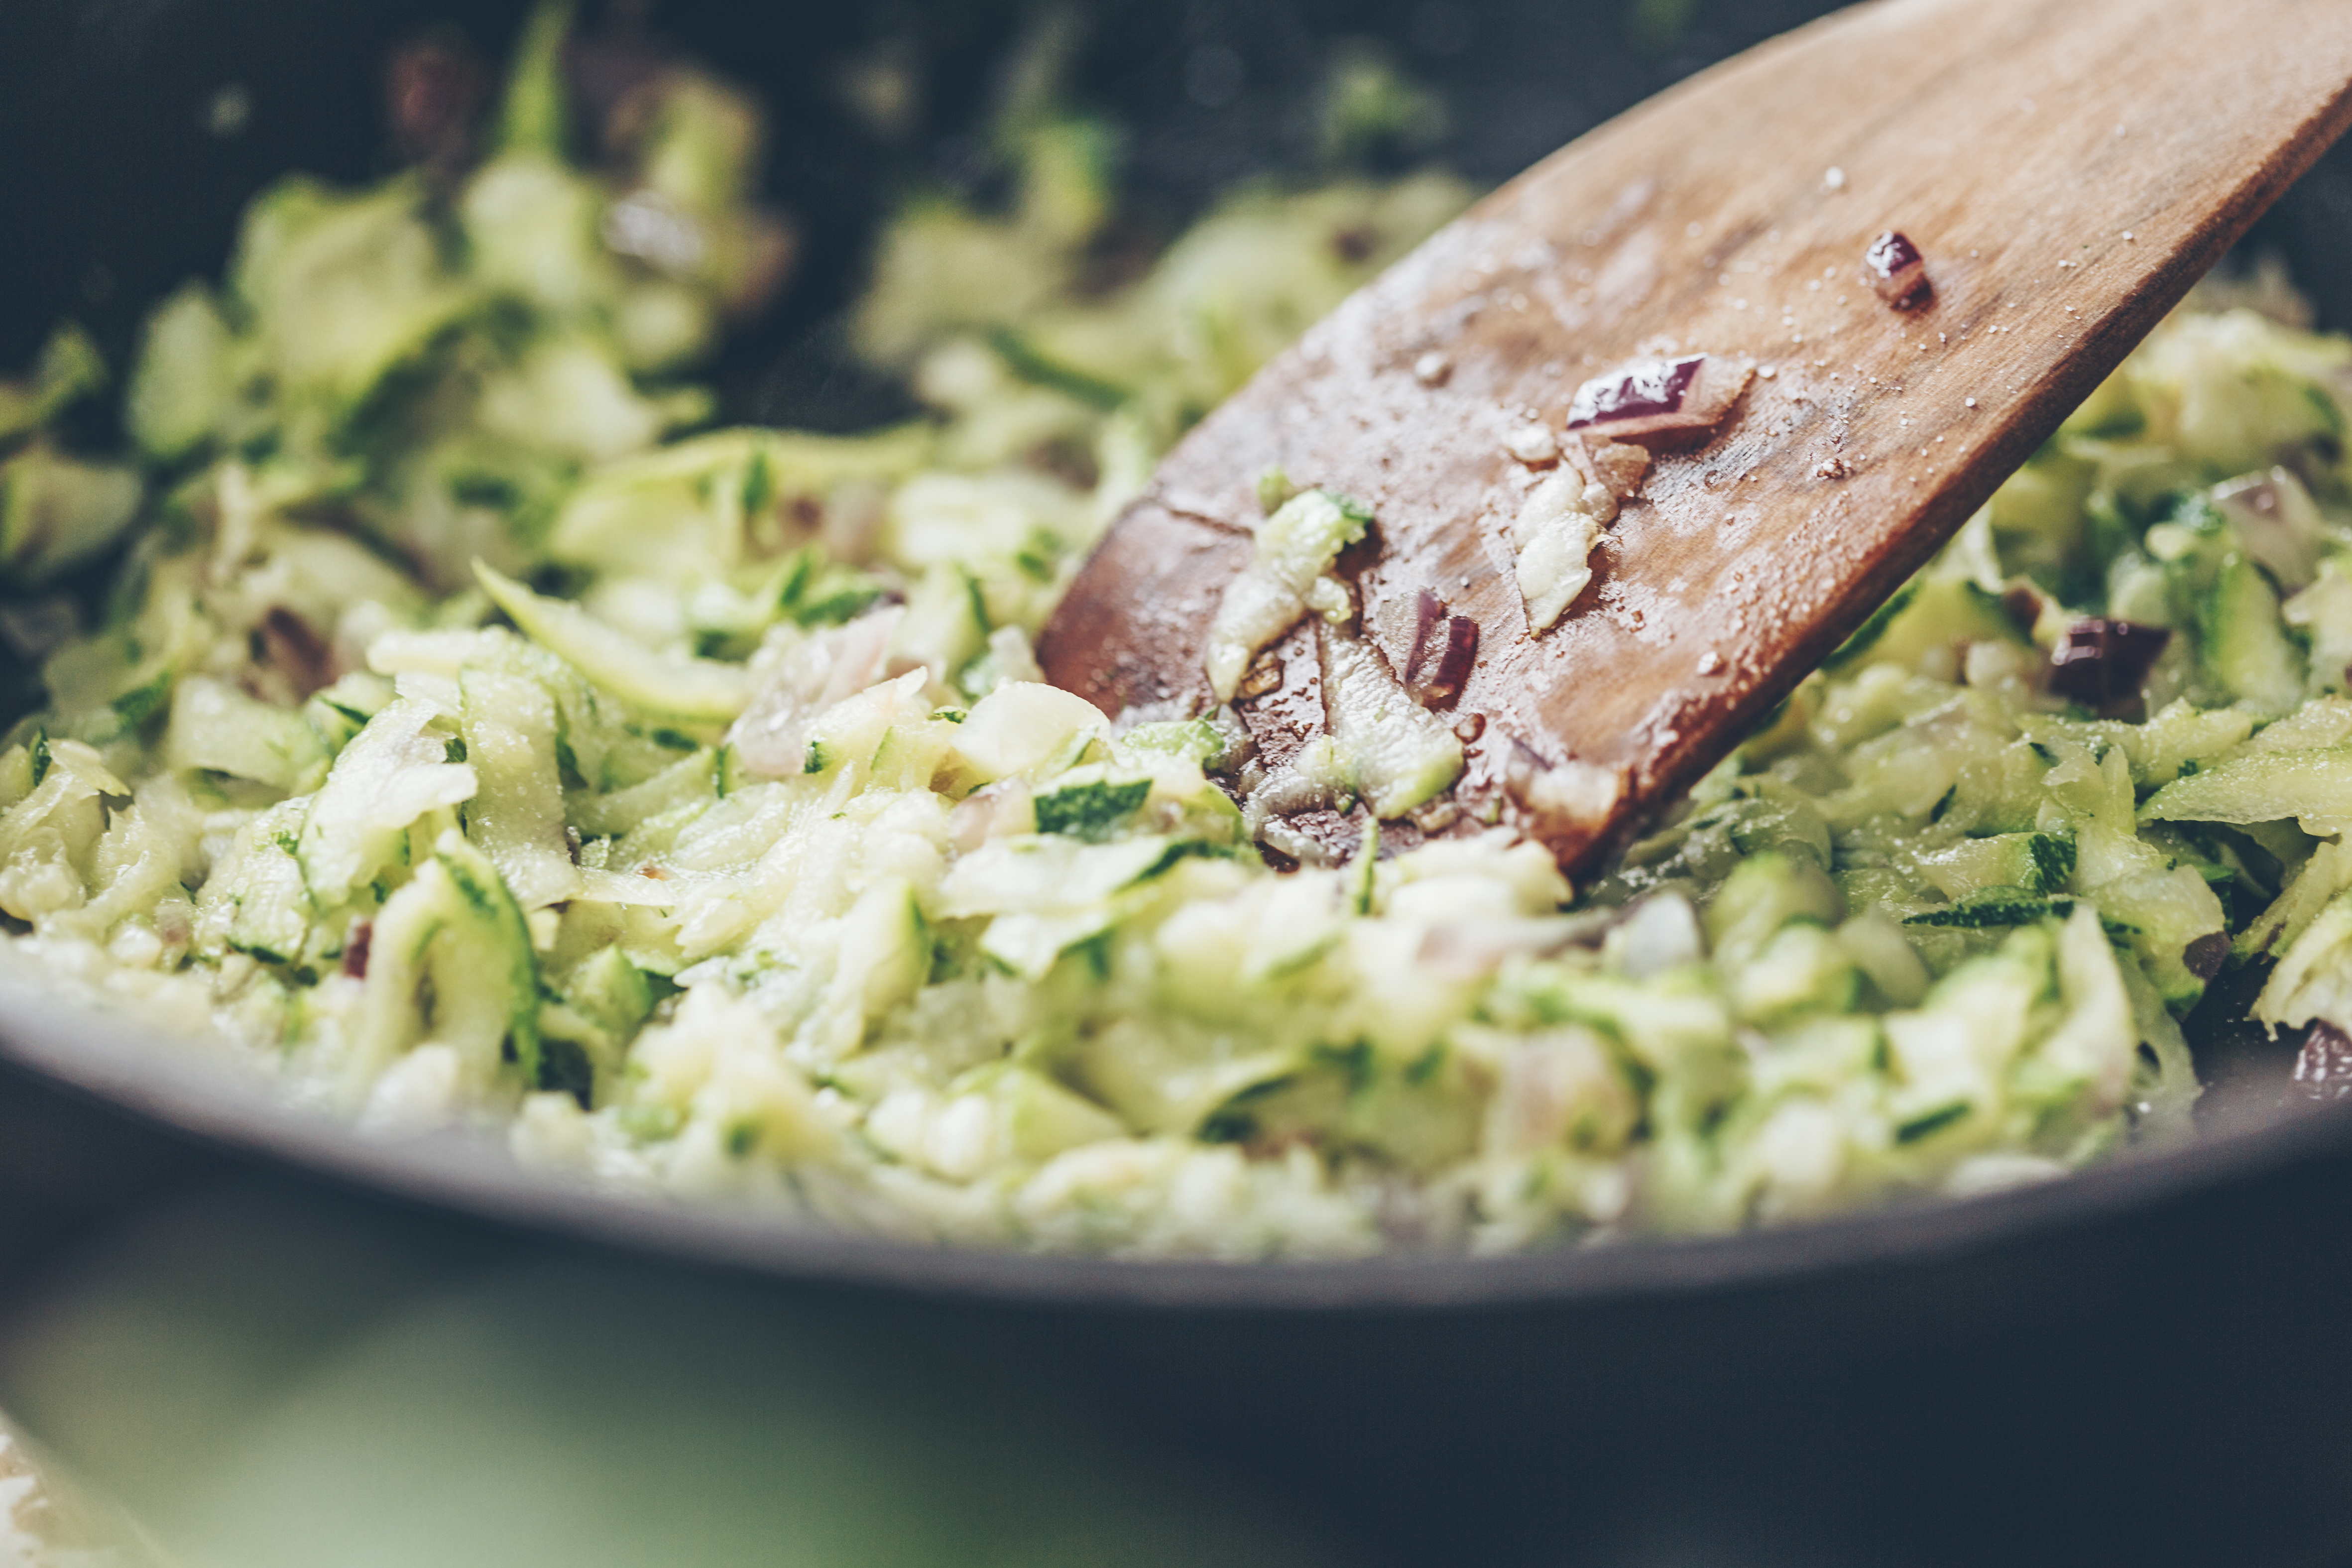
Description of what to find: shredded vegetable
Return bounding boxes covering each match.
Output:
[4,10,2350,1257]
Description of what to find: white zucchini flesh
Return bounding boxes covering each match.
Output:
[348,829,541,1104]
[459,665,582,910]
[298,698,479,908]
[2140,745,2352,835]
[164,675,333,794]
[1201,490,1369,701]
[1318,631,1463,820]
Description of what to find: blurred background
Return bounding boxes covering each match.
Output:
[0,1075,1355,1568]
[11,0,2349,432]
[7,1,2352,1564]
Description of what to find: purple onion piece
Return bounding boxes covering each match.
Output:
[2046,617,2169,708]
[1577,436,1653,497]
[259,605,334,695]
[2001,585,2046,636]
[341,920,373,979]
[1863,230,1931,306]
[1566,355,1705,430]
[2212,471,2323,592]
[1420,616,1479,703]
[1865,230,1922,277]
[1398,588,1477,706]
[726,606,902,778]
[1403,587,1447,685]
[2293,1020,2352,1104]
[2184,932,2230,981]
[1561,357,1753,451]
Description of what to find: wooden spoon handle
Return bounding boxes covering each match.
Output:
[1040,0,2352,873]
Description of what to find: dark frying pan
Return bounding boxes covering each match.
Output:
[8,3,2352,1564]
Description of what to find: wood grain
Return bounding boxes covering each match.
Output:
[1037,0,2352,874]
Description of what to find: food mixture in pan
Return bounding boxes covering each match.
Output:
[5,13,2352,1257]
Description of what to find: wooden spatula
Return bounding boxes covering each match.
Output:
[1036,0,2352,875]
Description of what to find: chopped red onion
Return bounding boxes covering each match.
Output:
[1502,736,1549,790]
[1563,355,1753,448]
[2001,584,2048,636]
[1570,435,1652,498]
[1864,230,1921,276]
[726,605,902,777]
[259,605,335,695]
[1863,230,1931,307]
[1403,589,1446,674]
[1429,617,1479,699]
[1567,356,1702,428]
[341,920,373,979]
[2183,931,2230,981]
[1372,589,1439,691]
[2212,468,2325,592]
[2046,617,2169,709]
[2293,1019,2352,1103]
[1396,588,1479,707]
[1501,739,1624,832]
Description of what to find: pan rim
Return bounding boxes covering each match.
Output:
[2,0,2350,1321]
[5,964,2347,1312]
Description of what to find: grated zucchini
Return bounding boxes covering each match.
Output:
[8,8,2352,1257]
